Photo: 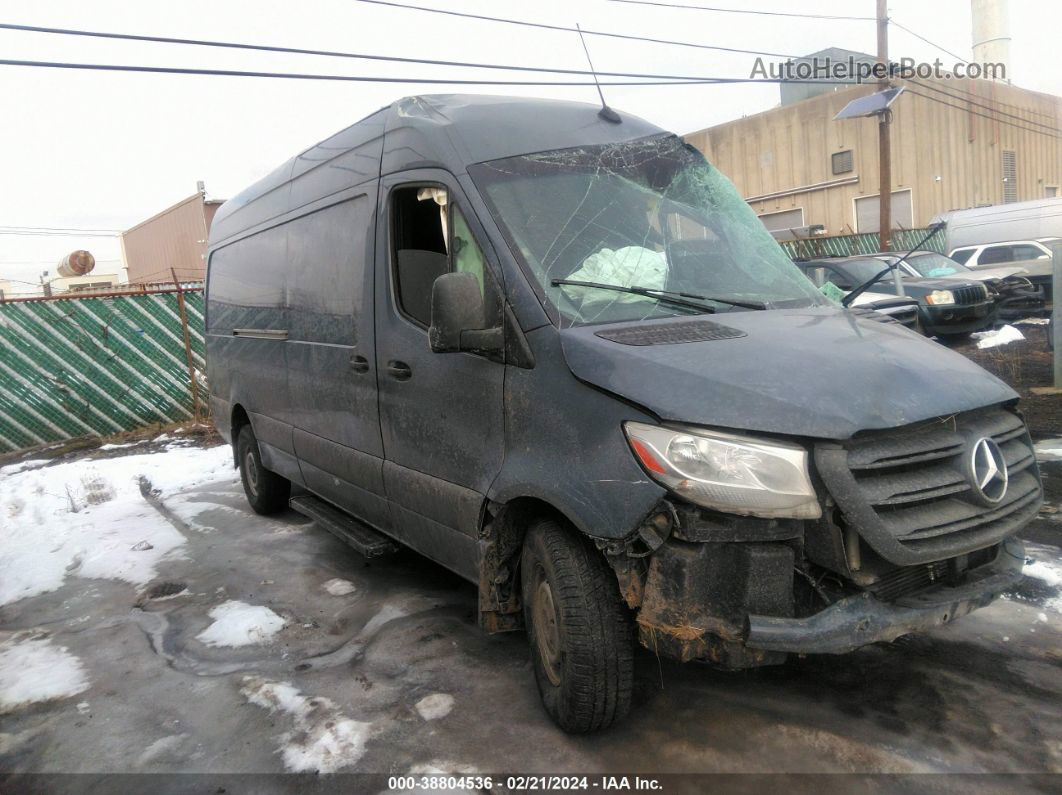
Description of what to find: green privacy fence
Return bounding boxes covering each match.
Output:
[780,227,947,261]
[0,287,204,453]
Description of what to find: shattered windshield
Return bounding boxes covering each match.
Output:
[468,134,828,326]
[905,252,970,277]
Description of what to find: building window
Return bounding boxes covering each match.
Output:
[1046,186,1058,198]
[1002,150,1017,203]
[831,150,854,175]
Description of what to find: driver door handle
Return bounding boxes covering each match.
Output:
[386,360,412,381]
[350,355,369,373]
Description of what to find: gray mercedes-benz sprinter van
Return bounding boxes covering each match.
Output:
[206,95,1041,733]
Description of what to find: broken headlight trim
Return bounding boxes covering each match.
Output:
[624,422,821,520]
[925,289,956,306]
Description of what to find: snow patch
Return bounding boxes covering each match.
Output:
[196,601,286,647]
[358,604,408,639]
[0,636,89,712]
[1034,438,1062,462]
[1014,317,1050,325]
[0,445,232,606]
[241,677,372,774]
[972,324,1024,349]
[323,578,357,597]
[136,733,188,767]
[415,693,454,721]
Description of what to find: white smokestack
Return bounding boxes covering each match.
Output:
[971,0,1011,81]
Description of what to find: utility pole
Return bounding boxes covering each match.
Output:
[876,0,892,252]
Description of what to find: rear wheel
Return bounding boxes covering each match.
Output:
[237,424,290,515]
[521,519,634,733]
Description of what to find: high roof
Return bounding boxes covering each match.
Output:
[211,94,666,247]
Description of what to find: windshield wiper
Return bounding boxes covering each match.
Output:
[551,279,765,312]
[841,223,946,307]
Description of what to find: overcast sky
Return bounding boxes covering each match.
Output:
[0,0,1058,288]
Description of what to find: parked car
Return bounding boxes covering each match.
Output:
[806,270,922,331]
[847,290,922,331]
[948,241,1055,306]
[207,95,1041,732]
[869,251,1045,319]
[949,239,1052,267]
[796,256,996,337]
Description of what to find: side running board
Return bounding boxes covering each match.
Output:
[289,495,399,559]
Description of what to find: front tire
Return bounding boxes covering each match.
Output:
[521,519,634,733]
[237,424,290,515]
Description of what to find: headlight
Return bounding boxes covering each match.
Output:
[624,422,821,519]
[925,290,955,305]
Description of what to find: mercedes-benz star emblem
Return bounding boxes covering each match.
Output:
[968,437,1008,505]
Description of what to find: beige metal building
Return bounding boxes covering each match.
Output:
[121,190,223,284]
[684,72,1062,240]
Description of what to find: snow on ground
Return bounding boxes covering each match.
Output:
[322,578,357,596]
[415,693,454,721]
[0,445,233,607]
[241,677,372,774]
[0,636,90,712]
[972,324,1025,349]
[196,601,287,647]
[1024,546,1062,613]
[1034,438,1062,462]
[1014,317,1050,326]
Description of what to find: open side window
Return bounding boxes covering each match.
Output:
[390,184,501,330]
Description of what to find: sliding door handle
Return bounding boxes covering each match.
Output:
[386,360,412,381]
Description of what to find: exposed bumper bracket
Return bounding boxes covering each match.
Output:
[745,539,1024,655]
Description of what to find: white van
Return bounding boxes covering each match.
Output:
[933,198,1062,251]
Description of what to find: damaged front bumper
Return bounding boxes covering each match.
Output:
[745,537,1024,655]
[633,526,1024,666]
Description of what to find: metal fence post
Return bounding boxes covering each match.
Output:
[1050,241,1062,388]
[171,268,201,422]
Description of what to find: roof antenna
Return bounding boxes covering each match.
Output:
[576,23,621,124]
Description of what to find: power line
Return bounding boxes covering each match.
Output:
[903,88,1062,140]
[0,224,123,233]
[0,58,861,87]
[0,21,792,83]
[606,0,873,21]
[903,78,1062,133]
[903,75,1057,121]
[349,0,798,58]
[0,228,120,237]
[889,19,968,64]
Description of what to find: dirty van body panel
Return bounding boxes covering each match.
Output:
[206,220,301,482]
[560,309,1018,441]
[373,169,505,580]
[380,95,661,177]
[489,324,666,540]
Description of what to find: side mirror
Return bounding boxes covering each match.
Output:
[429,272,503,356]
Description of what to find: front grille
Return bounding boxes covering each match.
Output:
[952,283,989,305]
[868,560,949,601]
[816,407,1042,565]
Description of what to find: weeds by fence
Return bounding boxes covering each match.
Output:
[0,285,204,453]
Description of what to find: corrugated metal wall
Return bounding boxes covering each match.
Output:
[0,289,204,453]
[121,193,212,285]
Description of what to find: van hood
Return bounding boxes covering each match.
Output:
[559,307,1017,441]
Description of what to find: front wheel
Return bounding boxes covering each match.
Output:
[237,424,290,515]
[521,519,634,733]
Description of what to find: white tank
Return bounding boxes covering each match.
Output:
[57,250,95,278]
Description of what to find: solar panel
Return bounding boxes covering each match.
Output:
[834,87,905,120]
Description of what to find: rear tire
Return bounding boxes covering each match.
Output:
[237,424,290,515]
[521,519,634,733]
